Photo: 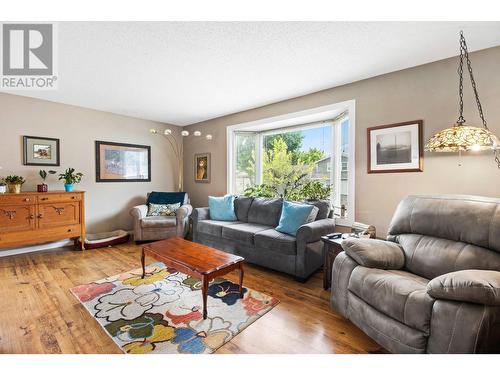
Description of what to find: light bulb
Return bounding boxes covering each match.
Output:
[149,128,157,134]
[181,130,189,137]
[206,134,213,140]
[164,129,172,135]
[194,131,201,136]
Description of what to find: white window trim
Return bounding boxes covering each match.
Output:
[227,100,355,226]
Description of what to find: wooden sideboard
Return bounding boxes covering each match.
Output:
[0,191,85,250]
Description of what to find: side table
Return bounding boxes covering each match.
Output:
[321,236,344,290]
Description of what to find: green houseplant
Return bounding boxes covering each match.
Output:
[38,169,57,192]
[0,177,6,194]
[58,168,83,192]
[4,175,26,194]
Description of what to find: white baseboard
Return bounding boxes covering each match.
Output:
[0,240,74,257]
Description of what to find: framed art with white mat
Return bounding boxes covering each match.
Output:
[367,120,423,173]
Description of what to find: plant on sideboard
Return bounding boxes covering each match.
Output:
[38,169,57,192]
[58,168,83,192]
[4,175,26,194]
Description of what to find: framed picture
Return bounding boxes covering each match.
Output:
[367,120,423,173]
[95,141,151,182]
[194,153,210,183]
[23,136,60,166]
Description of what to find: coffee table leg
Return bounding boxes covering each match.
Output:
[202,275,209,320]
[141,248,146,279]
[239,263,244,298]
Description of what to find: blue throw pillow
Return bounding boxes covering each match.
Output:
[147,191,186,206]
[209,195,237,221]
[276,201,315,236]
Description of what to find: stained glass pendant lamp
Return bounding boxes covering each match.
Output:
[425,32,500,169]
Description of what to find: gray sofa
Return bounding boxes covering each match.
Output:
[130,193,192,242]
[331,195,500,353]
[192,197,336,280]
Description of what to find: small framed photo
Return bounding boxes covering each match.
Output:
[23,136,60,166]
[367,120,423,173]
[96,141,151,182]
[194,153,210,183]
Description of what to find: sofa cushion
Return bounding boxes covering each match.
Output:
[348,267,434,333]
[247,198,283,227]
[221,223,272,244]
[197,220,242,237]
[307,200,330,220]
[234,196,254,222]
[254,229,297,256]
[141,216,177,228]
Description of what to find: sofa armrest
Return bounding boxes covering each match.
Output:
[192,207,210,222]
[427,270,500,306]
[342,238,405,269]
[296,218,335,243]
[130,204,148,219]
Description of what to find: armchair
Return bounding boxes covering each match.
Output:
[331,195,500,353]
[130,192,192,242]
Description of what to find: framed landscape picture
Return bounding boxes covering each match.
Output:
[194,153,210,183]
[23,136,60,166]
[95,141,151,182]
[367,120,423,173]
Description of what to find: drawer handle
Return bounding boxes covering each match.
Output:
[55,207,65,215]
[3,210,16,220]
[67,229,72,232]
[37,214,44,219]
[29,214,35,220]
[24,198,30,202]
[41,197,48,201]
[71,196,76,199]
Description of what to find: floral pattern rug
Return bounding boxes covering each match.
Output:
[70,262,279,354]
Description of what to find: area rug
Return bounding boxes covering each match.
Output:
[70,262,279,354]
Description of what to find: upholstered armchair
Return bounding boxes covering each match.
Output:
[331,195,500,354]
[130,192,192,242]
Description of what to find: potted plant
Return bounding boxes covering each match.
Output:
[0,178,6,194]
[38,170,57,192]
[58,168,83,192]
[4,175,26,194]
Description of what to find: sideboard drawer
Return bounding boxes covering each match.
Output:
[0,194,35,205]
[37,193,82,204]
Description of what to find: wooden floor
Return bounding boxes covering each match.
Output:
[0,242,383,354]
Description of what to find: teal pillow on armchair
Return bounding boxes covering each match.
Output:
[276,201,315,236]
[208,195,237,221]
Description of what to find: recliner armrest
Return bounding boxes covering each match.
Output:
[176,204,193,220]
[427,270,500,306]
[130,204,148,219]
[296,218,335,243]
[342,238,405,269]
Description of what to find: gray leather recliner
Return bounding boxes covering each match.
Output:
[331,195,500,354]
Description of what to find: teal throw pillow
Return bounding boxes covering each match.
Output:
[276,201,315,236]
[209,195,237,221]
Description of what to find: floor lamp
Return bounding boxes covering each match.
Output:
[150,128,213,191]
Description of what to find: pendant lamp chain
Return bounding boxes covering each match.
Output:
[457,31,500,168]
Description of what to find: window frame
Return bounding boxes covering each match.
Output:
[227,101,355,226]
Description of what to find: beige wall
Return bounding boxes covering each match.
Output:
[183,46,500,237]
[0,93,180,233]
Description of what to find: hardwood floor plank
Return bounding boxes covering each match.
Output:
[0,242,383,354]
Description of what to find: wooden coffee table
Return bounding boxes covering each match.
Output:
[141,237,245,319]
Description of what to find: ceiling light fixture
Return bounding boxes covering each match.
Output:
[425,32,500,169]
